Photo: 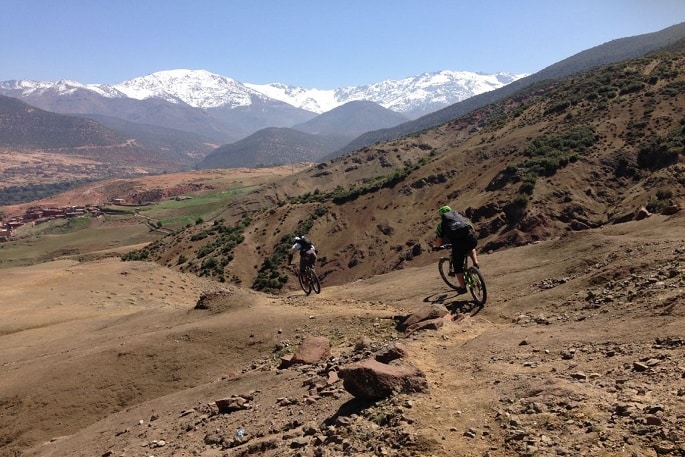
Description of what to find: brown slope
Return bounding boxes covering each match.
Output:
[143,48,685,291]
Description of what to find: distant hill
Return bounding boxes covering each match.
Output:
[0,94,122,149]
[292,100,409,137]
[81,113,215,162]
[197,127,347,169]
[199,101,410,169]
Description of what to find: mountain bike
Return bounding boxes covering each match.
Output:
[291,263,321,295]
[436,244,487,306]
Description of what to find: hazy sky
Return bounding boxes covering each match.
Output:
[2,0,684,88]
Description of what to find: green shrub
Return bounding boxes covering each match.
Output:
[121,249,149,261]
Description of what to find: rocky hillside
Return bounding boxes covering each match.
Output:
[138,47,684,291]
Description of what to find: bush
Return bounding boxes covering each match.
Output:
[121,249,149,261]
[637,136,681,170]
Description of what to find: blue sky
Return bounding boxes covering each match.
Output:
[2,0,684,88]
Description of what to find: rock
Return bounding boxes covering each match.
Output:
[375,342,409,363]
[338,359,428,400]
[634,206,652,220]
[401,304,449,329]
[215,395,251,414]
[661,204,682,215]
[290,336,331,365]
[633,361,649,372]
[354,336,373,351]
[279,353,294,369]
[204,432,223,445]
[404,318,445,337]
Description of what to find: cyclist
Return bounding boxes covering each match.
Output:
[288,235,317,275]
[433,205,479,294]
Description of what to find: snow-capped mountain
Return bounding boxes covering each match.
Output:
[0,79,126,98]
[0,69,527,119]
[0,68,527,153]
[113,69,269,109]
[246,70,526,117]
[107,69,527,118]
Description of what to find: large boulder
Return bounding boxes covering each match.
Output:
[338,359,428,400]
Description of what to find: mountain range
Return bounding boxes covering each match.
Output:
[0,70,525,165]
[1,22,685,182]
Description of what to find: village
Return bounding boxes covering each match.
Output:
[0,195,192,241]
[0,204,107,241]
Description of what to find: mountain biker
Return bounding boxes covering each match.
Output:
[288,235,317,275]
[433,205,479,294]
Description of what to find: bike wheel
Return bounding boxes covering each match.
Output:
[466,266,487,306]
[309,268,321,294]
[298,270,312,295]
[438,257,461,290]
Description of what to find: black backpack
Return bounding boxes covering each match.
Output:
[441,210,471,241]
[298,236,313,251]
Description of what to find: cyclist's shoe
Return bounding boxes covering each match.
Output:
[456,287,467,294]
[448,271,456,277]
[474,263,480,269]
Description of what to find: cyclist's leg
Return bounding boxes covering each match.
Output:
[469,249,479,267]
[467,232,479,267]
[298,254,306,275]
[451,244,467,289]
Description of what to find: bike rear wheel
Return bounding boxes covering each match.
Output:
[438,257,461,290]
[466,266,487,306]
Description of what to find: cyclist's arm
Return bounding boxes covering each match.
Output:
[433,222,445,249]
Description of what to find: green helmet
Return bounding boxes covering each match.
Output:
[438,205,452,216]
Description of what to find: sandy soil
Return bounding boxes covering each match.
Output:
[1,213,683,457]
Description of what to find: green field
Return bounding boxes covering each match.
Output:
[0,187,256,269]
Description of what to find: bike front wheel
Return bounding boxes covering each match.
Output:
[438,257,461,290]
[308,268,321,294]
[298,270,312,295]
[466,266,487,306]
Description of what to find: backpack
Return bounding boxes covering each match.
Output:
[298,236,313,251]
[441,210,472,241]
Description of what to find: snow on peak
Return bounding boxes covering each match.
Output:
[1,69,528,116]
[246,70,528,115]
[0,78,123,97]
[113,69,261,108]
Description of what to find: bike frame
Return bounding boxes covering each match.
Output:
[437,244,487,306]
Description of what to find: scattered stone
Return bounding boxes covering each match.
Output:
[375,342,409,363]
[633,361,649,372]
[215,394,252,414]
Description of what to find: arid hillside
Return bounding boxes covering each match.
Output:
[135,48,684,291]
